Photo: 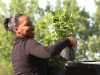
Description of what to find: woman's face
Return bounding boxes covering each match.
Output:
[14,15,35,38]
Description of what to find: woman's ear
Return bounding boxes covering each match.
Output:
[13,27,20,34]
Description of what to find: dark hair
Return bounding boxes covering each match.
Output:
[4,18,10,31]
[3,14,24,32]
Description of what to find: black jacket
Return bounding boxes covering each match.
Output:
[12,36,71,75]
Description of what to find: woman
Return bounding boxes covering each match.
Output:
[3,14,77,75]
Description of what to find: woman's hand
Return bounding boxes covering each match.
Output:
[68,37,77,50]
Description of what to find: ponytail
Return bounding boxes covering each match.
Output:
[3,18,10,31]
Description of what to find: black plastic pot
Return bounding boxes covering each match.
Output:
[48,67,66,75]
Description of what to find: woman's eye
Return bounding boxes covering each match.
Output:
[25,24,28,26]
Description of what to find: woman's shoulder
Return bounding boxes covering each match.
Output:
[26,38,40,45]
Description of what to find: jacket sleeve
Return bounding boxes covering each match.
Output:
[25,38,71,59]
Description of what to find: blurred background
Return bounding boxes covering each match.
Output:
[0,0,100,75]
